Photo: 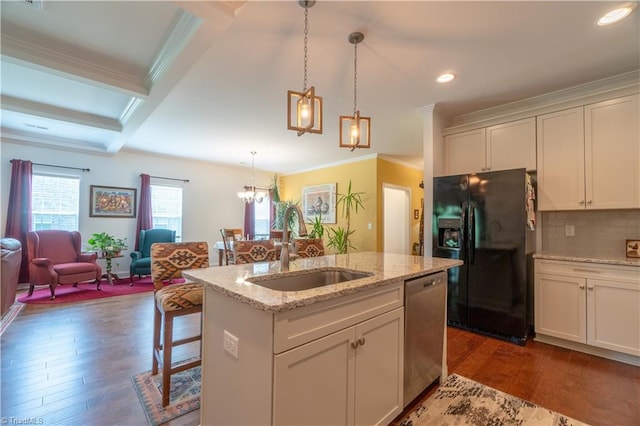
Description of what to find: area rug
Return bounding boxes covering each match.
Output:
[132,366,200,426]
[17,277,184,305]
[0,302,25,336]
[399,374,588,426]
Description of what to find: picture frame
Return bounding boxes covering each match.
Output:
[89,185,137,218]
[626,240,640,258]
[302,183,336,224]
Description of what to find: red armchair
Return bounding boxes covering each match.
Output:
[26,230,102,300]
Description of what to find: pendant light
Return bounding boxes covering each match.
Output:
[339,31,370,151]
[287,0,323,136]
[237,151,266,203]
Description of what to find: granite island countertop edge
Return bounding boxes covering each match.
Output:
[183,252,463,313]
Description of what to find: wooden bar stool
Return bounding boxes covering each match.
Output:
[150,241,209,406]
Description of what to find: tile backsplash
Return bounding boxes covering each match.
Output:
[541,210,640,258]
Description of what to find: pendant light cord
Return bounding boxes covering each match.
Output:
[303,7,309,92]
[353,39,358,115]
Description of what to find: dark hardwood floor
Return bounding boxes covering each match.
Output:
[2,289,639,426]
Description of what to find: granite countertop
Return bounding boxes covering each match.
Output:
[183,252,463,313]
[533,252,640,267]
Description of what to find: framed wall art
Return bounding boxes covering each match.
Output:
[626,240,640,258]
[302,183,336,224]
[90,185,137,218]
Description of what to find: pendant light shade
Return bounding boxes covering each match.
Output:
[238,151,266,204]
[340,32,370,151]
[287,0,323,136]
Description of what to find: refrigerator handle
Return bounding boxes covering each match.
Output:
[461,202,468,260]
[468,202,476,265]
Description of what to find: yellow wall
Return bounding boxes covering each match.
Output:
[376,158,424,252]
[280,156,423,254]
[281,158,378,253]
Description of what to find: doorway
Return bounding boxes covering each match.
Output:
[383,184,411,254]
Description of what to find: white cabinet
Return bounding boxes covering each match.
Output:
[535,259,640,359]
[444,117,536,175]
[273,308,404,426]
[537,94,640,211]
[201,281,405,426]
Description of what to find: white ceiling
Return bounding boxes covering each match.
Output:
[1,1,638,174]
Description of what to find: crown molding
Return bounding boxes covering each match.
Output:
[1,95,122,132]
[444,70,640,135]
[145,10,202,87]
[1,35,149,98]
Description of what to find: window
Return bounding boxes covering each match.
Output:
[31,173,80,231]
[151,184,183,241]
[253,194,271,240]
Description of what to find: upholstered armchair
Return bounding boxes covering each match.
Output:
[1,238,22,316]
[130,229,176,283]
[25,230,102,300]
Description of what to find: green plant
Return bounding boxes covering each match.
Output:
[87,232,128,256]
[273,199,300,236]
[308,212,325,239]
[326,181,365,254]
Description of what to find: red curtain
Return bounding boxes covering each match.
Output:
[5,159,33,282]
[243,201,255,240]
[135,174,153,250]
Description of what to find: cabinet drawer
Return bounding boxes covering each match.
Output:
[536,259,640,284]
[274,281,403,353]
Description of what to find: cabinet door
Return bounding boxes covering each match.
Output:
[445,128,486,175]
[536,107,585,211]
[535,273,586,343]
[273,327,355,426]
[585,94,640,209]
[354,308,404,426]
[587,278,640,357]
[486,117,536,172]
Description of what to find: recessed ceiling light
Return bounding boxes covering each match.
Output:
[436,73,456,83]
[597,5,634,26]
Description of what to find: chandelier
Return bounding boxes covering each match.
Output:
[237,151,266,203]
[287,0,323,136]
[339,31,370,151]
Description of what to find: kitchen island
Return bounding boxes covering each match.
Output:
[184,252,462,426]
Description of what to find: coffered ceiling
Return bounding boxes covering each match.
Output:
[1,1,638,173]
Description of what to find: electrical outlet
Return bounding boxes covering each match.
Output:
[565,225,575,237]
[223,330,239,359]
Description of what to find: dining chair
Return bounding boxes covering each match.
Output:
[150,241,209,407]
[294,238,325,258]
[220,228,243,265]
[233,240,276,264]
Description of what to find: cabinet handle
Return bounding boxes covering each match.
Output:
[573,269,600,274]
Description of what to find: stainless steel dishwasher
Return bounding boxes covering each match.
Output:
[403,271,447,407]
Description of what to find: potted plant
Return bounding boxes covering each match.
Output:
[87,232,128,277]
[326,180,364,254]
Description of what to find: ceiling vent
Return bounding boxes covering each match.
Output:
[22,0,43,10]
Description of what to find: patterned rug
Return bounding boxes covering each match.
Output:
[131,366,200,426]
[0,302,25,336]
[399,374,588,426]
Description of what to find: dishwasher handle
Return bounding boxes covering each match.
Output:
[405,272,446,297]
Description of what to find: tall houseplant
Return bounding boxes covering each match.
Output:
[326,181,364,254]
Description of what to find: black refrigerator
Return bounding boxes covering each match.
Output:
[432,168,535,345]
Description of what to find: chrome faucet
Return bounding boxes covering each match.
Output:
[280,205,308,271]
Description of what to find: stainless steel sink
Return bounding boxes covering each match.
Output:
[246,268,372,292]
